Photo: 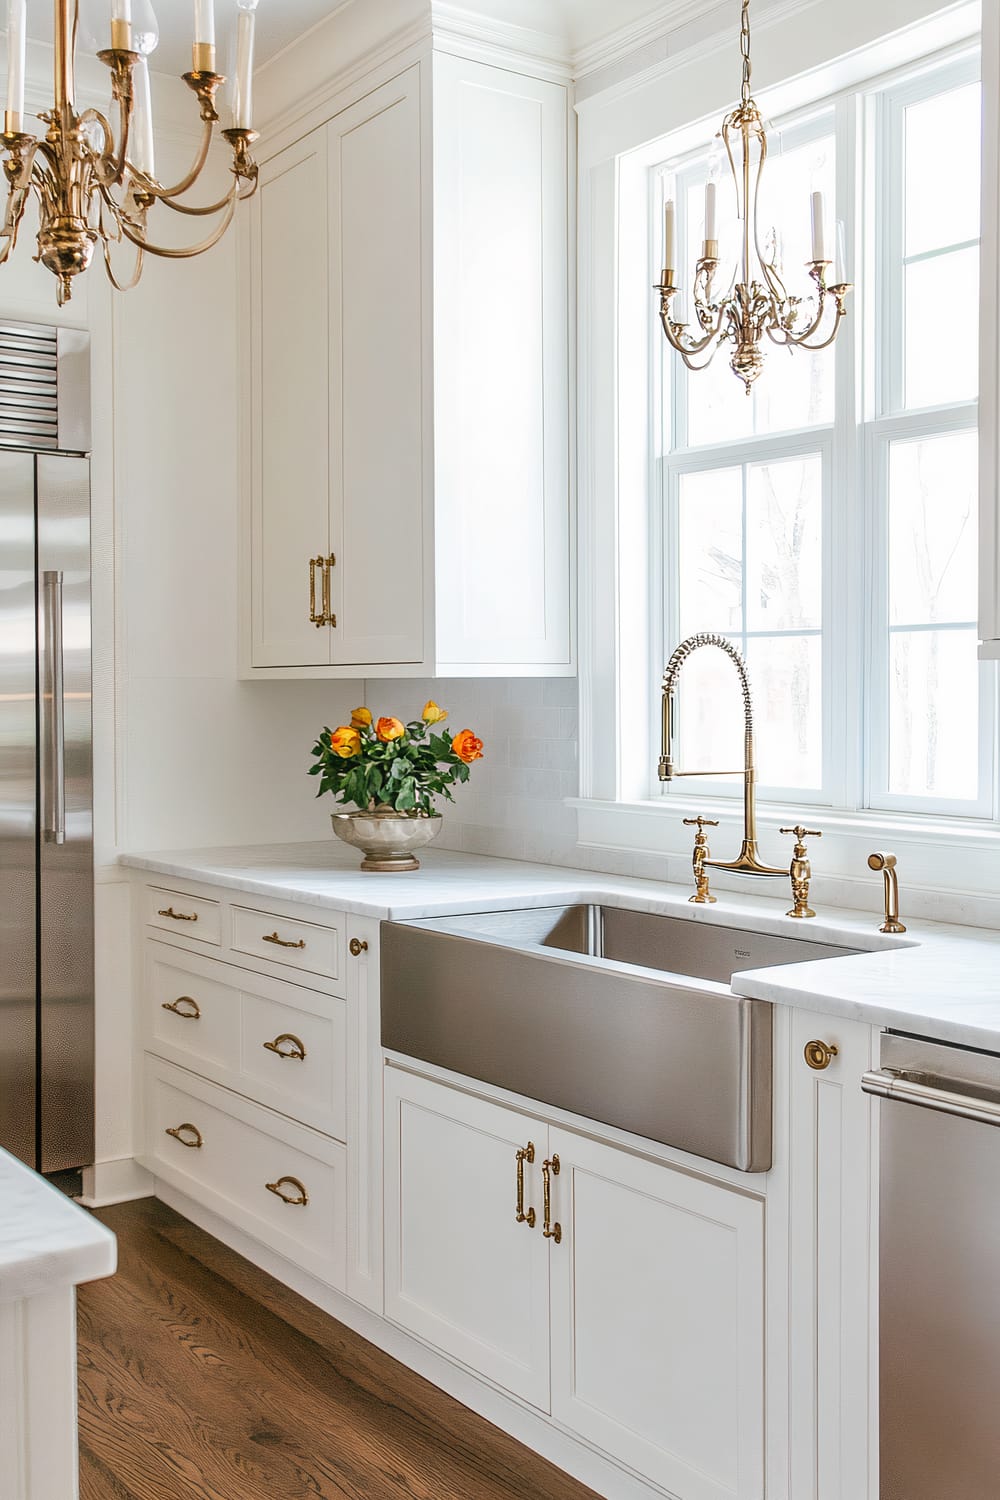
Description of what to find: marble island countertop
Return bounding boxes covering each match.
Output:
[0,1150,116,1303]
[120,841,1000,1051]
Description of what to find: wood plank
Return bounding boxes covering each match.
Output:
[78,1197,600,1500]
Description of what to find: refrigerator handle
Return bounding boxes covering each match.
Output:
[41,569,66,846]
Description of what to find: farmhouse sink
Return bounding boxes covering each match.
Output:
[380,905,861,1173]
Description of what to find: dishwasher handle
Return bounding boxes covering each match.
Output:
[862,1067,1000,1128]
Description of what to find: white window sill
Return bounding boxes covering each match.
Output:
[569,796,1000,928]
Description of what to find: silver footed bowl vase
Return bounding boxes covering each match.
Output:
[331,805,443,872]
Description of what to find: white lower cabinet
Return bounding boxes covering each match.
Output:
[384,1066,765,1497]
[549,1129,764,1500]
[383,1067,551,1409]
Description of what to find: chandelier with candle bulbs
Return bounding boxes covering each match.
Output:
[0,0,260,305]
[655,0,852,394]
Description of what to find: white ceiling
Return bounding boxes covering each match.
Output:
[27,0,664,79]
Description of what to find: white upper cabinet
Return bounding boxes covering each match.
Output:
[980,0,1000,657]
[245,52,572,678]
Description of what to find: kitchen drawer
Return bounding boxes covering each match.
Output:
[144,1056,346,1289]
[230,905,341,983]
[144,885,222,946]
[145,944,347,1140]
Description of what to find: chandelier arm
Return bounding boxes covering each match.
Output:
[143,181,242,218]
[113,191,238,260]
[658,299,729,359]
[136,116,216,203]
[781,305,847,353]
[101,234,144,293]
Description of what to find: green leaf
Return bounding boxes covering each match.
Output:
[396,777,417,811]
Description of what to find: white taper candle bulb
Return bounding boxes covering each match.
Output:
[5,0,26,129]
[194,0,215,44]
[233,4,257,130]
[664,199,675,271]
[811,191,826,262]
[705,181,717,243]
[131,56,155,178]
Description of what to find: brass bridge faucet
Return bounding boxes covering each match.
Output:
[661,634,822,912]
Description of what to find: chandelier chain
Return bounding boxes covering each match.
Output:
[740,0,752,109]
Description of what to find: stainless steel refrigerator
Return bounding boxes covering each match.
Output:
[0,320,93,1174]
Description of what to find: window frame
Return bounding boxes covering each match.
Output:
[651,47,993,824]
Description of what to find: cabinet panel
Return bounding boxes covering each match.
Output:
[252,130,332,668]
[787,1011,877,1500]
[230,903,341,982]
[432,54,571,669]
[550,1129,765,1500]
[384,1066,550,1410]
[329,70,426,667]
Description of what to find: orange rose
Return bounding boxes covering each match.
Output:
[329,726,361,759]
[350,706,372,730]
[422,700,448,725]
[452,729,484,764]
[375,716,405,743]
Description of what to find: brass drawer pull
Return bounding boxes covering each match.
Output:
[266,1175,309,1206]
[804,1039,839,1071]
[262,931,306,950]
[165,1122,203,1149]
[542,1154,562,1244]
[162,995,201,1020]
[158,906,198,922]
[515,1141,536,1228]
[349,937,368,957]
[262,1032,306,1062]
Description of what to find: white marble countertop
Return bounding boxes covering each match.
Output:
[0,1151,116,1303]
[120,841,1000,1051]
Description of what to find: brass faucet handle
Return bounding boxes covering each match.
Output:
[780,825,823,845]
[683,816,720,830]
[685,817,718,905]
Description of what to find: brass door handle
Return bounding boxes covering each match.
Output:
[262,1033,306,1062]
[262,931,306,950]
[515,1141,536,1228]
[323,553,337,629]
[158,906,198,922]
[542,1155,562,1243]
[266,1176,309,1206]
[165,1122,203,1149]
[162,995,201,1020]
[349,937,368,957]
[804,1039,839,1071]
[309,555,325,627]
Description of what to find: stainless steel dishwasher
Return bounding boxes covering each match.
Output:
[863,1033,1000,1500]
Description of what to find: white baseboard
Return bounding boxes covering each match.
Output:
[153,1178,667,1500]
[79,1156,154,1209]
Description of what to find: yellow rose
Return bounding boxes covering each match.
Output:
[422,700,448,725]
[329,726,361,759]
[350,706,372,730]
[375,716,406,743]
[452,728,484,764]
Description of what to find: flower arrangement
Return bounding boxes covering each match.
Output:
[309,701,484,816]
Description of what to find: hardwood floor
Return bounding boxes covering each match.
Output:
[78,1198,600,1500]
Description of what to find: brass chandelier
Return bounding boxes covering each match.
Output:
[0,0,261,305]
[654,0,852,393]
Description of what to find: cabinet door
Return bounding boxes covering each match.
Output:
[328,68,427,667]
[550,1129,765,1500]
[384,1067,550,1409]
[432,54,571,672]
[786,1011,877,1500]
[251,129,332,667]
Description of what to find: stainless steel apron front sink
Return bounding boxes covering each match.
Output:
[381,905,861,1173]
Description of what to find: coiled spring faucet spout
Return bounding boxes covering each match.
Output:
[659,633,787,878]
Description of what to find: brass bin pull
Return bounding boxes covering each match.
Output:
[165,1122,203,1149]
[804,1039,839,1071]
[266,1176,309,1207]
[542,1155,562,1243]
[263,1033,307,1062]
[262,931,306,950]
[515,1142,536,1228]
[162,995,201,1020]
[158,906,198,922]
[349,937,368,957]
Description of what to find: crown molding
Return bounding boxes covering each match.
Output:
[571,0,716,80]
[430,3,572,81]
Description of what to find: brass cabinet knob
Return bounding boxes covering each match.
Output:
[349,937,368,957]
[804,1039,839,1071]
